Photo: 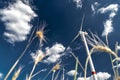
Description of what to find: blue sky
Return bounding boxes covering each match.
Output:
[0,0,120,80]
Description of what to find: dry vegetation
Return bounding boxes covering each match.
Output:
[3,22,120,80]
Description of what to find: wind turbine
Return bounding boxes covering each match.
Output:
[72,14,98,80]
[71,14,86,43]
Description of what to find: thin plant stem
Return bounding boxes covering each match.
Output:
[4,27,36,80]
[74,58,78,80]
[28,63,37,80]
[32,69,47,78]
[54,70,60,80]
[52,71,55,80]
[106,35,116,79]
[70,52,85,72]
[84,46,118,80]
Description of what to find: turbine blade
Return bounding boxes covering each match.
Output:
[71,33,80,43]
[80,14,85,31]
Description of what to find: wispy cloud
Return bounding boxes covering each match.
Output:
[91,2,99,14]
[73,0,83,8]
[98,4,119,36]
[67,70,78,76]
[77,72,111,80]
[43,43,65,64]
[0,0,37,43]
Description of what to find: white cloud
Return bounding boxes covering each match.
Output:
[0,73,3,79]
[73,0,82,8]
[102,19,113,36]
[98,4,118,14]
[77,72,111,80]
[43,43,65,64]
[67,70,78,76]
[0,0,37,43]
[98,4,119,36]
[91,2,99,14]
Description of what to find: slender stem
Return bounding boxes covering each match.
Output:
[74,58,78,80]
[115,42,119,79]
[62,68,65,80]
[28,63,37,80]
[54,70,60,80]
[4,27,36,80]
[4,42,31,80]
[32,69,46,78]
[70,52,85,72]
[106,35,116,79]
[52,71,55,80]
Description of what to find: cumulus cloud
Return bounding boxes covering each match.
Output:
[73,0,83,8]
[67,70,78,76]
[77,72,111,80]
[43,43,65,64]
[0,72,3,79]
[0,0,37,43]
[98,4,119,36]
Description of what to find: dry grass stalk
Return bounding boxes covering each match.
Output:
[28,50,45,80]
[84,33,119,80]
[12,67,22,80]
[51,64,60,80]
[52,64,60,72]
[115,77,120,80]
[91,46,118,58]
[4,27,36,80]
[42,63,61,80]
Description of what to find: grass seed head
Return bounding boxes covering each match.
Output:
[36,22,47,44]
[36,31,44,40]
[52,64,60,72]
[92,46,118,58]
[31,50,45,64]
[35,50,45,64]
[12,67,22,80]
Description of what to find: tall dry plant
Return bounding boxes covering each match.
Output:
[11,67,22,80]
[4,21,47,80]
[4,26,36,80]
[28,50,45,80]
[84,33,119,80]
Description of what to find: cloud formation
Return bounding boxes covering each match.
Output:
[67,70,78,76]
[0,72,3,79]
[43,43,65,64]
[0,0,37,43]
[77,72,111,80]
[98,4,119,36]
[73,0,82,8]
[91,2,99,14]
